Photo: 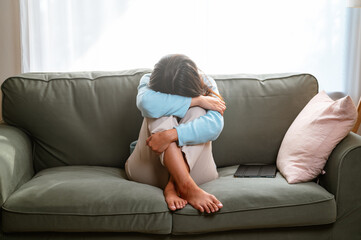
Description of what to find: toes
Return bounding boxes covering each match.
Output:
[214,204,220,211]
[210,202,219,212]
[210,195,223,208]
[210,194,218,203]
[203,204,211,214]
[197,205,205,213]
[168,204,176,211]
[173,200,187,210]
[207,202,215,213]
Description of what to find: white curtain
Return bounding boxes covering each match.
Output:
[20,0,356,94]
[345,7,361,103]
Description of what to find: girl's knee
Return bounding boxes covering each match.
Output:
[124,160,133,181]
[181,107,207,123]
[147,116,178,134]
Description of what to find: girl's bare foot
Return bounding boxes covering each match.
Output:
[162,142,222,213]
[164,178,187,211]
[179,180,223,214]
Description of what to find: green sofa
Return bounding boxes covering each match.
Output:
[1,69,360,240]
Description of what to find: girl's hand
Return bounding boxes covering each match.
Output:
[146,129,178,154]
[191,96,226,116]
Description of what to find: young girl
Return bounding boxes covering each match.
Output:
[125,54,226,214]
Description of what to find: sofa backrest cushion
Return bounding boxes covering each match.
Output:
[2,69,151,172]
[2,70,318,171]
[210,73,318,167]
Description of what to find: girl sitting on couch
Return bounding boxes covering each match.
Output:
[125,54,226,214]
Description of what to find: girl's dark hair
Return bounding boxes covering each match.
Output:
[149,54,222,99]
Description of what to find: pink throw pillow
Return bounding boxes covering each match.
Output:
[277,91,357,184]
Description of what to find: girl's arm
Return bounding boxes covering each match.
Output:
[136,73,192,118]
[175,110,223,146]
[137,74,225,118]
[136,74,224,146]
[175,76,224,146]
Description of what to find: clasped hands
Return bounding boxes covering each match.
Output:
[146,129,178,154]
[146,95,226,154]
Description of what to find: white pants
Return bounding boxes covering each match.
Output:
[125,107,218,189]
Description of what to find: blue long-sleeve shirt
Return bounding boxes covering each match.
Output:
[136,73,224,146]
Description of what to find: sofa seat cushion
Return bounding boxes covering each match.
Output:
[172,165,336,235]
[2,166,171,234]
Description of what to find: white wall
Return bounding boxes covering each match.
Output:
[0,0,21,121]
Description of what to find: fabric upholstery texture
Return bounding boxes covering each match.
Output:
[0,225,333,240]
[172,165,336,234]
[2,70,361,239]
[1,71,318,172]
[0,124,34,206]
[277,91,357,183]
[2,166,171,234]
[1,69,151,172]
[2,165,335,234]
[319,132,361,240]
[209,73,318,167]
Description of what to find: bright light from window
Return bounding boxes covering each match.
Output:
[23,0,347,92]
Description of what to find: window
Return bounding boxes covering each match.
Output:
[21,0,348,92]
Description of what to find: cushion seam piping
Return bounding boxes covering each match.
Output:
[2,71,151,84]
[174,196,335,216]
[3,72,315,84]
[210,73,317,82]
[1,207,170,216]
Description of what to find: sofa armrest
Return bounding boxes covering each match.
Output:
[0,123,34,206]
[319,132,361,220]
